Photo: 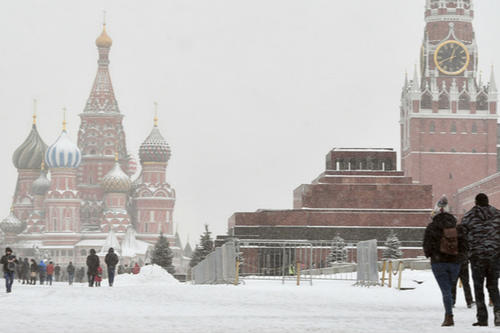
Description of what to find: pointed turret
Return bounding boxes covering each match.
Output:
[84,23,119,114]
[489,65,497,94]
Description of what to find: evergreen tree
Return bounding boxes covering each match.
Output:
[327,234,347,265]
[151,232,175,274]
[189,224,214,268]
[382,230,403,259]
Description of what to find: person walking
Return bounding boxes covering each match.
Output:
[423,196,465,326]
[461,193,500,327]
[54,264,61,282]
[451,258,474,308]
[16,257,23,283]
[38,260,47,285]
[21,257,29,285]
[0,247,18,293]
[67,262,75,285]
[46,261,54,286]
[30,259,38,285]
[104,247,119,287]
[76,267,85,283]
[86,249,100,287]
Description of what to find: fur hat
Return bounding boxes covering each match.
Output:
[5,247,12,254]
[475,193,489,207]
[432,195,450,216]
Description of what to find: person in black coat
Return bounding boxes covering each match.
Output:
[104,247,119,287]
[423,198,466,327]
[21,258,30,285]
[29,259,38,285]
[86,248,100,287]
[0,247,19,293]
[461,193,500,327]
[67,262,75,285]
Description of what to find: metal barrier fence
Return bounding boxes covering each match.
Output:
[191,239,427,285]
[192,241,237,284]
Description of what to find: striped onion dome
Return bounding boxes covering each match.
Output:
[45,130,81,169]
[139,126,171,164]
[0,210,26,235]
[102,161,131,193]
[32,171,51,195]
[12,124,47,170]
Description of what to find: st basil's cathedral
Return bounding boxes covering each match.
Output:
[0,24,192,273]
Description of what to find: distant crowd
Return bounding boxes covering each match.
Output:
[1,247,142,292]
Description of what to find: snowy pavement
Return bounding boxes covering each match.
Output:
[0,267,498,333]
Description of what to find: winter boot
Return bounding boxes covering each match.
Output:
[494,311,500,327]
[472,321,487,327]
[442,314,454,327]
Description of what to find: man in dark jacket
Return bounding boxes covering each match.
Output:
[423,210,465,326]
[461,193,500,327]
[104,247,119,287]
[0,247,18,293]
[67,262,75,285]
[54,264,61,282]
[86,248,100,287]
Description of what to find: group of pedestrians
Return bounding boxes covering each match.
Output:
[424,193,500,327]
[1,246,126,291]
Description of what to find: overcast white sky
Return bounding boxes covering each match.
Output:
[0,0,498,247]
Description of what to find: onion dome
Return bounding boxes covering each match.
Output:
[0,210,26,235]
[46,129,82,169]
[12,123,47,170]
[32,169,50,195]
[139,120,171,164]
[102,158,132,193]
[96,24,112,48]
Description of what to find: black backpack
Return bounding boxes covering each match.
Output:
[440,227,458,255]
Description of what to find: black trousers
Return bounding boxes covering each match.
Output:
[452,262,473,305]
[88,274,96,287]
[470,259,500,323]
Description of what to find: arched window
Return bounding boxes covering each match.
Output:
[459,93,470,110]
[477,93,488,110]
[421,92,432,109]
[80,249,87,256]
[439,93,449,109]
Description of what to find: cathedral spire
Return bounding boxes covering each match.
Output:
[489,65,497,94]
[84,21,119,114]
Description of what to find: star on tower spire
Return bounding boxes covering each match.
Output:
[154,102,159,127]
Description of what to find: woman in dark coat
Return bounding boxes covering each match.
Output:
[86,249,100,287]
[423,201,467,327]
[29,259,38,285]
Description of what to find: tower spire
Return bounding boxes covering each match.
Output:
[62,107,67,131]
[154,102,159,127]
[489,65,497,93]
[32,99,37,125]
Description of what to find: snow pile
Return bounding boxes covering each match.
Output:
[114,264,178,286]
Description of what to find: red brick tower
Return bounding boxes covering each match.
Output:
[401,0,498,207]
[77,24,130,228]
[132,113,176,242]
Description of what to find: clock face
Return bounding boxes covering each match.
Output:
[434,40,470,75]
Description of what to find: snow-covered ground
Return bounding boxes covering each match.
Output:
[0,266,497,333]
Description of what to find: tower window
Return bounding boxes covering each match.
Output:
[430,122,435,133]
[451,148,456,153]
[472,149,476,153]
[430,148,435,152]
[451,122,457,133]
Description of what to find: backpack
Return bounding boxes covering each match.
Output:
[440,227,458,255]
[7,261,16,272]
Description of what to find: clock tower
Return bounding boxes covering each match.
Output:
[400,0,498,208]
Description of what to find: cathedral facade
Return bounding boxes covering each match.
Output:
[1,25,189,271]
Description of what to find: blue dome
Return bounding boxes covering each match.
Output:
[46,130,81,169]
